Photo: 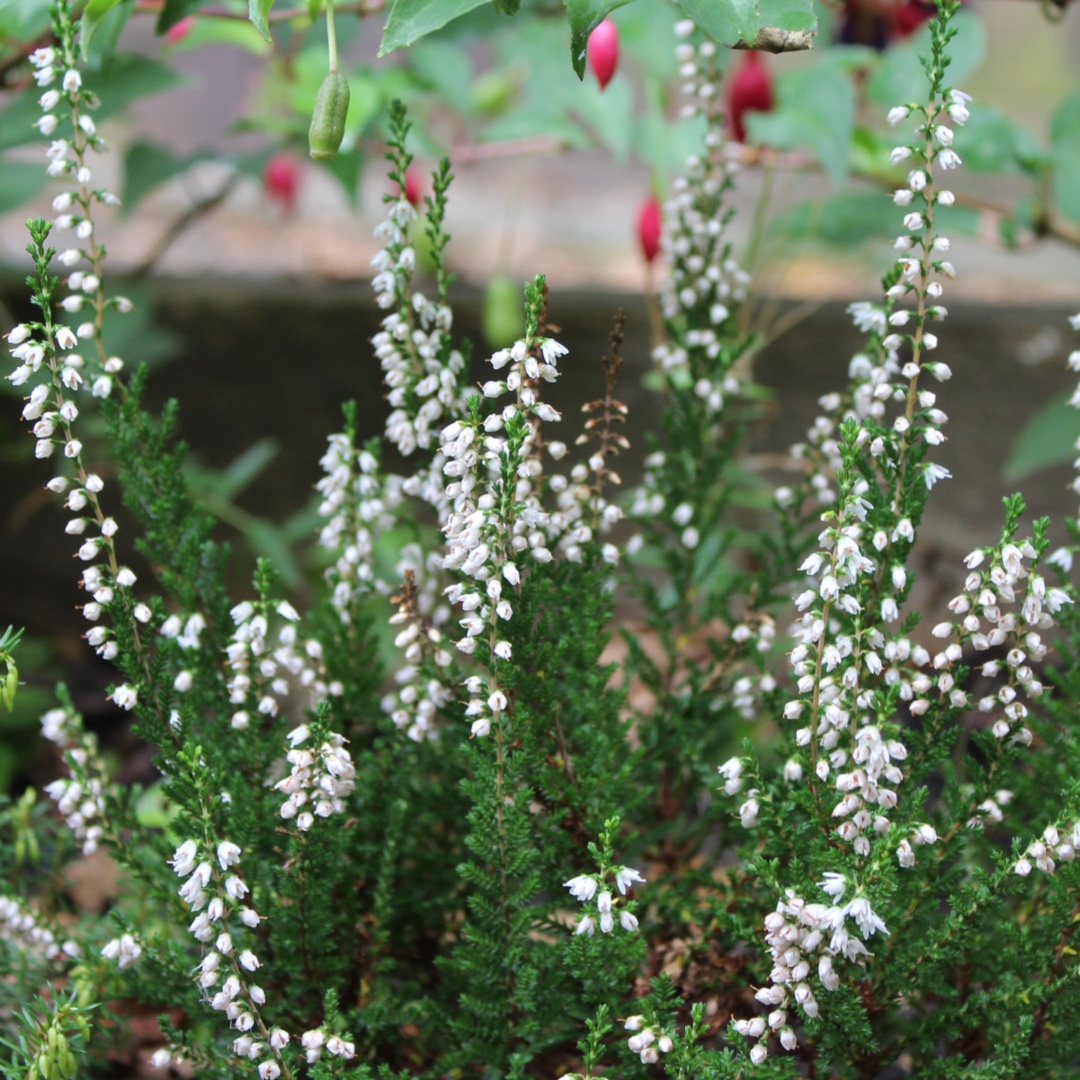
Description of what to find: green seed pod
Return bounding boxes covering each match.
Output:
[308,71,350,160]
[60,1045,77,1080]
[2,660,17,711]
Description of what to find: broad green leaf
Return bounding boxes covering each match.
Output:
[379,0,491,56]
[618,0,683,82]
[634,79,707,173]
[953,106,1043,175]
[123,141,203,213]
[79,0,124,58]
[0,0,52,39]
[0,89,46,152]
[0,157,47,213]
[568,60,635,162]
[771,191,898,246]
[1052,142,1080,224]
[1051,88,1080,224]
[249,0,274,43]
[1005,393,1079,481]
[747,57,854,186]
[169,14,272,53]
[865,11,985,109]
[84,0,137,63]
[678,0,814,49]
[408,38,474,112]
[157,0,205,33]
[92,55,186,121]
[771,189,977,247]
[565,0,634,79]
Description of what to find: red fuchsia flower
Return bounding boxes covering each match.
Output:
[164,16,194,45]
[891,0,938,38]
[402,165,422,208]
[264,153,299,213]
[637,196,661,264]
[587,17,619,92]
[727,51,774,145]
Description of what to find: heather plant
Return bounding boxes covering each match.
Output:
[5,1,1080,1079]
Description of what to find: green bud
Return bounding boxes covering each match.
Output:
[482,274,524,348]
[60,1045,77,1080]
[308,71,350,160]
[2,660,17,711]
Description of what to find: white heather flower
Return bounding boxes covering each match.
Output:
[615,866,645,894]
[818,872,846,900]
[217,840,242,869]
[101,933,142,968]
[887,105,910,125]
[564,875,597,902]
[923,462,952,489]
[112,684,137,709]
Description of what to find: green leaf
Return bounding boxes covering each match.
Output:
[379,0,491,56]
[771,191,898,246]
[0,0,52,40]
[92,54,186,122]
[0,158,46,214]
[249,0,274,43]
[678,0,814,49]
[747,55,854,186]
[565,0,634,79]
[0,90,46,153]
[1051,88,1080,225]
[1005,392,1080,481]
[79,0,125,58]
[953,105,1045,176]
[122,141,204,213]
[865,11,985,109]
[156,0,214,33]
[167,14,272,53]
[408,38,474,112]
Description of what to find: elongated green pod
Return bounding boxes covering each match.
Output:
[308,71,350,160]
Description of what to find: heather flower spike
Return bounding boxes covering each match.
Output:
[587,16,619,91]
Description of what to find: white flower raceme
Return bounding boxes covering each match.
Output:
[275,724,356,828]
[563,864,643,936]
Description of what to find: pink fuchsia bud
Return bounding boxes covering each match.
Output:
[727,51,774,144]
[637,196,661,263]
[402,165,422,209]
[587,17,619,92]
[264,153,299,213]
[165,16,194,45]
